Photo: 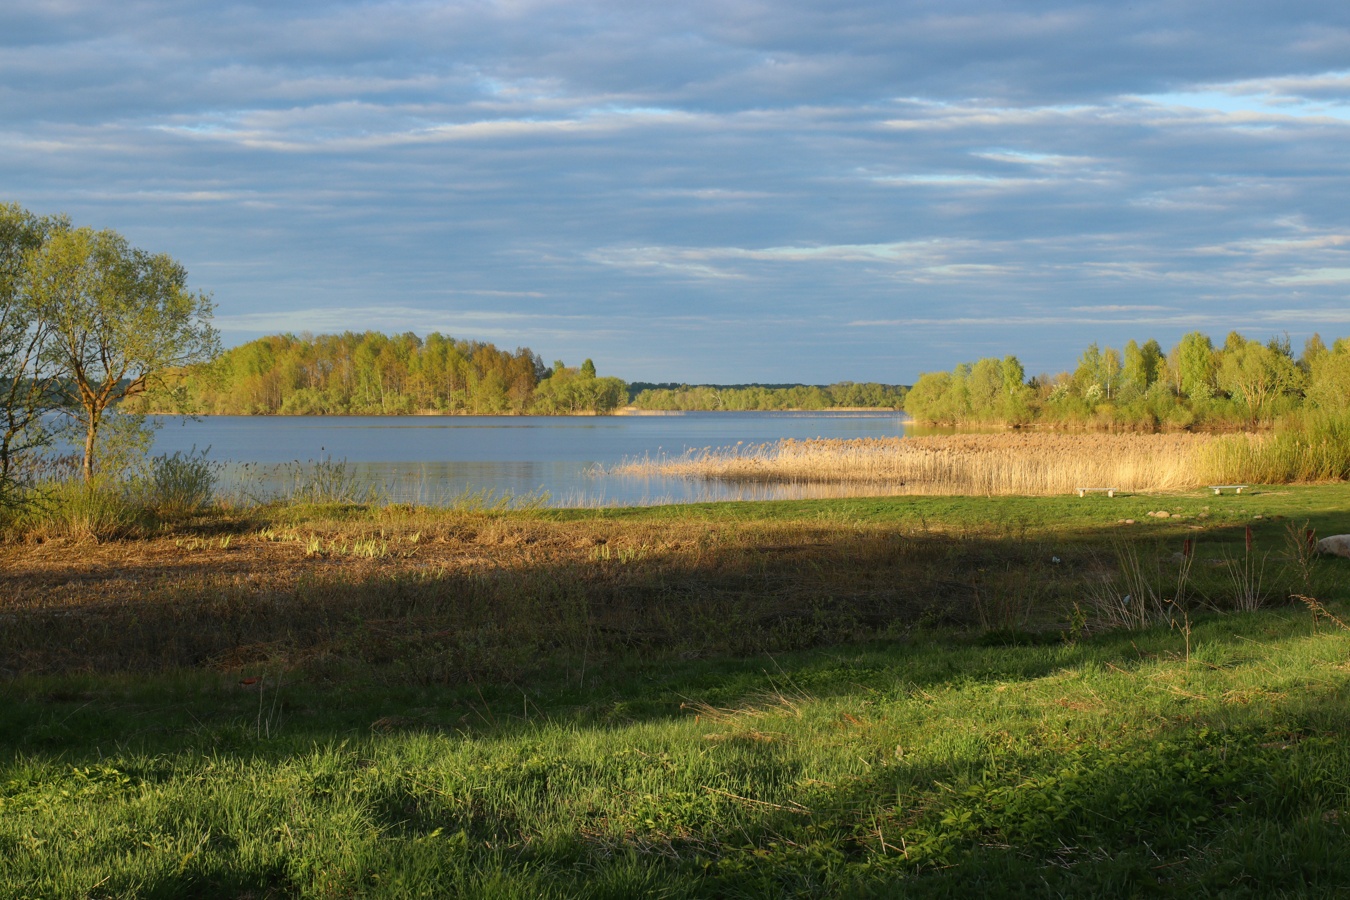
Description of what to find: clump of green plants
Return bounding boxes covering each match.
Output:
[130,446,219,518]
[15,478,148,540]
[276,455,381,505]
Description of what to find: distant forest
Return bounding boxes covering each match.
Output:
[142,327,1350,428]
[141,332,908,415]
[629,382,906,411]
[905,331,1350,430]
[142,332,626,415]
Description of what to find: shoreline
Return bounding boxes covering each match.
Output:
[140,407,909,418]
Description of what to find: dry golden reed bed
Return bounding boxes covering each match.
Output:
[618,432,1221,495]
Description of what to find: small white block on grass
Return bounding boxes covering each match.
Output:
[1315,535,1350,559]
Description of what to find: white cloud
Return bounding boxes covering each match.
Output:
[1270,268,1350,285]
[6,0,1350,381]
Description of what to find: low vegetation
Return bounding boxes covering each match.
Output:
[617,425,1350,495]
[619,432,1210,495]
[2,487,1349,895]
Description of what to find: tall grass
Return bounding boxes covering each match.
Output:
[275,454,382,505]
[13,478,148,540]
[1204,414,1350,484]
[130,446,219,518]
[620,422,1350,496]
[4,449,220,539]
[619,433,1215,495]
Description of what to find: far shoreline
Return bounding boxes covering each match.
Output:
[143,407,909,418]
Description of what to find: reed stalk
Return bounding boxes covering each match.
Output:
[617,433,1216,495]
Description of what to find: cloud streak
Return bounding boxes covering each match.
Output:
[2,1,1349,381]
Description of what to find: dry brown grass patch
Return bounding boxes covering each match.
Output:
[618,432,1216,496]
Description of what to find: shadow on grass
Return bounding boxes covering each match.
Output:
[4,614,1348,898]
[3,507,1347,678]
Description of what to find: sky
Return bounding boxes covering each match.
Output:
[3,1,1350,383]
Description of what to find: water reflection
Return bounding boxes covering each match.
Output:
[152,412,912,507]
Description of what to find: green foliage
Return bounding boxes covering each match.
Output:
[154,333,630,416]
[1306,346,1350,417]
[1175,330,1217,400]
[908,330,1350,437]
[532,361,626,414]
[1215,333,1305,424]
[631,381,905,411]
[904,357,1033,425]
[0,204,68,488]
[25,223,218,481]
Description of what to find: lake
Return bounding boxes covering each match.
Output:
[148,412,912,507]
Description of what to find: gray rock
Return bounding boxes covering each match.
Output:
[1316,535,1350,559]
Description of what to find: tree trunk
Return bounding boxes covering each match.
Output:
[83,420,97,484]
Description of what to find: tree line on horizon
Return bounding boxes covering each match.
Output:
[143,331,629,416]
[904,332,1350,429]
[629,382,906,411]
[145,333,912,416]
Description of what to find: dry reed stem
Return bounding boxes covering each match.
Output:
[617,432,1217,496]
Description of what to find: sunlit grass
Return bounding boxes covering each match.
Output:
[619,429,1350,496]
[618,432,1213,495]
[3,610,1349,896]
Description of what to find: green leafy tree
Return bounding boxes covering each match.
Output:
[1300,333,1328,371]
[902,371,954,424]
[1216,334,1305,424]
[1306,342,1350,417]
[967,357,1004,421]
[1000,355,1032,422]
[28,226,219,482]
[0,204,66,486]
[1173,332,1217,400]
[1122,339,1155,396]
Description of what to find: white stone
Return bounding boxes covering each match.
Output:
[1316,535,1350,559]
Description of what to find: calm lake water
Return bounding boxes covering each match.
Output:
[148,412,912,507]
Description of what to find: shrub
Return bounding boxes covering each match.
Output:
[135,446,218,518]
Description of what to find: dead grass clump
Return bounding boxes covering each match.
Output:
[617,432,1214,496]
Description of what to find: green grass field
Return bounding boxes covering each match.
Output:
[3,486,1350,897]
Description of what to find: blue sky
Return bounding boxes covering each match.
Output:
[4,1,1349,382]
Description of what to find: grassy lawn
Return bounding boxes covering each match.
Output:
[3,485,1350,896]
